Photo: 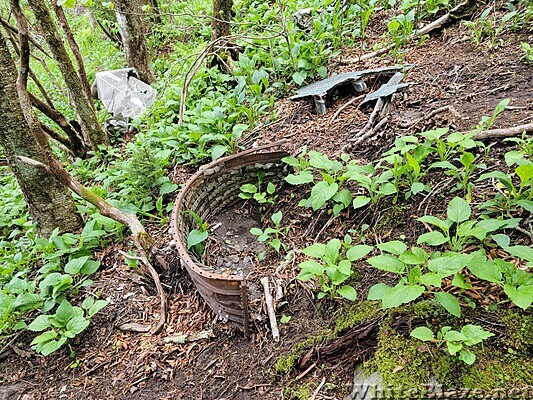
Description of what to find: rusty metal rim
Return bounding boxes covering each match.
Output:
[170,140,288,283]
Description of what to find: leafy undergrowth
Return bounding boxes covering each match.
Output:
[1,0,533,398]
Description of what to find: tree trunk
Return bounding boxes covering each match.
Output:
[0,32,81,237]
[114,0,155,83]
[52,1,93,104]
[212,0,232,41]
[27,0,109,150]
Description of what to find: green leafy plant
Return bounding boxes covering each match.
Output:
[283,151,354,215]
[417,197,505,251]
[185,211,209,257]
[250,210,288,260]
[521,42,533,63]
[477,162,533,216]
[410,324,494,365]
[298,238,373,300]
[28,297,108,356]
[239,171,277,209]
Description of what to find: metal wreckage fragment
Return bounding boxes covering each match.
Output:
[289,65,413,114]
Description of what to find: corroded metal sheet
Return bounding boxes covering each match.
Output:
[289,65,413,114]
[170,144,289,336]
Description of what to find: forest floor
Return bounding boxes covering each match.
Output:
[1,19,533,400]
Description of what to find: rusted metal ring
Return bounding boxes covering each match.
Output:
[170,143,289,336]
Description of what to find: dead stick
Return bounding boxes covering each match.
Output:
[311,376,326,400]
[400,105,453,129]
[473,122,533,140]
[329,94,365,124]
[295,362,316,381]
[260,277,279,342]
[352,117,389,146]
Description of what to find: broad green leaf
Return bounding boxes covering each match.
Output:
[447,197,471,223]
[461,324,494,346]
[504,245,533,262]
[428,252,466,277]
[466,252,502,283]
[324,238,342,262]
[368,283,391,301]
[187,229,208,249]
[434,292,461,317]
[367,255,405,274]
[516,200,533,213]
[66,316,90,335]
[31,330,57,345]
[88,300,109,317]
[301,243,326,258]
[446,339,462,355]
[410,326,434,341]
[249,227,263,236]
[298,260,324,280]
[417,231,447,246]
[452,274,471,289]
[352,195,371,209]
[491,234,510,248]
[346,245,373,261]
[28,315,51,332]
[80,260,99,275]
[382,283,425,309]
[399,247,428,265]
[211,145,227,161]
[271,211,282,226]
[503,284,533,310]
[285,171,314,185]
[333,189,352,207]
[308,151,333,170]
[336,260,352,276]
[55,300,75,326]
[459,349,476,365]
[445,330,467,342]
[418,215,452,231]
[39,338,65,356]
[310,181,339,210]
[270,238,281,252]
[240,183,257,194]
[515,163,533,186]
[64,256,91,275]
[337,285,357,301]
[292,71,306,85]
[477,171,513,192]
[411,182,426,195]
[376,240,407,256]
[476,219,509,233]
[419,273,442,287]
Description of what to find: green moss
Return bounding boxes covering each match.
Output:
[501,311,533,354]
[333,300,380,334]
[275,354,299,374]
[462,351,533,388]
[284,382,312,400]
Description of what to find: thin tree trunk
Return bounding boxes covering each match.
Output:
[0,32,81,237]
[52,1,93,104]
[114,0,155,83]
[27,0,109,150]
[211,0,234,66]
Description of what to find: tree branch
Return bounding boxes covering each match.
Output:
[473,123,533,140]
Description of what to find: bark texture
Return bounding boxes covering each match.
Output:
[211,0,233,41]
[114,0,155,83]
[0,32,81,237]
[28,0,109,150]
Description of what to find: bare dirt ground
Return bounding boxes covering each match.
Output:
[1,19,532,400]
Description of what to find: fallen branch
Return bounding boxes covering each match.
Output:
[260,277,280,342]
[17,155,167,334]
[399,105,454,129]
[473,122,533,140]
[351,0,470,62]
[329,94,365,124]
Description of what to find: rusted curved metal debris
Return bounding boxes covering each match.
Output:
[170,143,289,336]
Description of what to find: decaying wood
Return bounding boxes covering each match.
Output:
[16,155,168,334]
[473,122,533,140]
[260,277,280,342]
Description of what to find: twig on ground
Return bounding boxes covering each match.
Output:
[329,94,365,124]
[473,122,533,140]
[311,377,327,400]
[295,362,317,381]
[260,277,280,342]
[399,105,454,129]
